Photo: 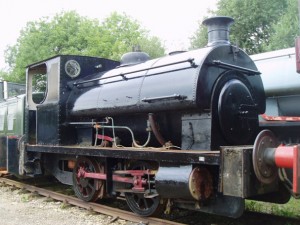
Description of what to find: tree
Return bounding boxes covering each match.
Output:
[190,0,289,54]
[189,18,209,50]
[99,12,165,60]
[0,69,9,81]
[138,36,165,59]
[265,0,299,51]
[4,11,102,83]
[3,11,165,83]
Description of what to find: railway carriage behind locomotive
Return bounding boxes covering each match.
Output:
[0,16,300,217]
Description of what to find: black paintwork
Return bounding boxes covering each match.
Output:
[7,137,19,174]
[30,55,120,146]
[176,195,245,218]
[63,45,265,150]
[0,137,6,168]
[26,145,220,165]
[155,164,194,199]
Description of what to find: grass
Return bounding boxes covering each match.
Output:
[21,193,32,202]
[20,191,42,202]
[246,198,300,218]
[60,201,73,209]
[43,197,55,202]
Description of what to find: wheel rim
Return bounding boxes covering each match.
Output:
[125,192,161,216]
[73,157,103,202]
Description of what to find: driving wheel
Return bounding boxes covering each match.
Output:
[73,157,103,202]
[125,161,164,217]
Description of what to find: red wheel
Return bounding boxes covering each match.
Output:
[72,157,104,202]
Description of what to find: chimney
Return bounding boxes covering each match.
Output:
[202,16,234,46]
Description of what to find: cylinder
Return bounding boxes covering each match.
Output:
[155,165,213,200]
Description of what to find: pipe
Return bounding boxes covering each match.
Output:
[148,113,166,146]
[100,117,151,148]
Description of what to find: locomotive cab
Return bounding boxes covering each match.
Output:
[26,55,120,146]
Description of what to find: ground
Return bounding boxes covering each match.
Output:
[0,185,128,225]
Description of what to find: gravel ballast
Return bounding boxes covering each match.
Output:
[0,184,129,225]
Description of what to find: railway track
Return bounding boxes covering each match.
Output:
[0,176,184,225]
[1,174,300,225]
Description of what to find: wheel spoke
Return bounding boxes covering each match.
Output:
[82,188,87,196]
[136,196,142,206]
[87,181,95,190]
[72,157,103,202]
[143,198,149,209]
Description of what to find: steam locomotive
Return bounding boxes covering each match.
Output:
[0,16,299,218]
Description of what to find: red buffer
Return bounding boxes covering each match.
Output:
[253,130,300,195]
[275,145,300,194]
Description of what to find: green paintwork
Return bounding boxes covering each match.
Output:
[0,94,25,136]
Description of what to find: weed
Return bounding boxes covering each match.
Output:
[60,201,72,209]
[21,194,32,202]
[245,200,264,212]
[43,197,55,202]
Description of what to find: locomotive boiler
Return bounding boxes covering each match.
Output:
[1,16,300,218]
[66,16,265,150]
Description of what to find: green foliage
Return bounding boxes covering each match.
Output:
[246,198,300,219]
[3,11,165,83]
[60,202,72,209]
[4,11,102,83]
[216,0,288,54]
[99,12,165,60]
[190,0,294,54]
[21,193,32,202]
[0,69,9,81]
[99,12,144,60]
[265,0,299,51]
[189,19,208,50]
[138,36,165,59]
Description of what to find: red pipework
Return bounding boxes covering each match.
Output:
[97,135,114,142]
[261,114,300,122]
[7,135,19,139]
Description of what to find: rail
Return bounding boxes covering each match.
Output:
[0,177,185,225]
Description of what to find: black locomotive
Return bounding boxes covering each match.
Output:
[0,16,299,218]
